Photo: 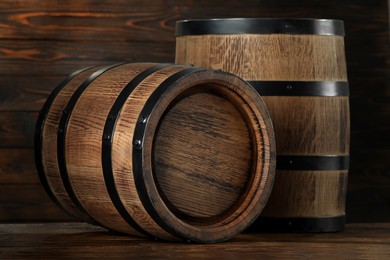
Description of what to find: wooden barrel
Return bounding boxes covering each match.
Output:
[176,18,350,232]
[35,63,276,243]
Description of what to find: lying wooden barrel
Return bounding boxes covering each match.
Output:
[176,18,350,232]
[35,63,276,243]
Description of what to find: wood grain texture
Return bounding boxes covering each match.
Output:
[65,63,159,237]
[41,63,275,242]
[0,0,177,42]
[0,0,388,223]
[0,76,62,111]
[0,112,36,147]
[261,96,350,155]
[0,148,38,184]
[127,68,275,242]
[1,0,342,43]
[154,92,252,219]
[1,0,386,42]
[262,171,348,217]
[108,65,208,240]
[175,27,350,225]
[176,35,347,81]
[0,223,389,259]
[0,185,73,222]
[0,40,174,77]
[41,66,103,221]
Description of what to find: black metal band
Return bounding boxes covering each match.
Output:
[276,155,349,171]
[34,67,92,220]
[57,62,126,226]
[248,81,349,96]
[133,67,203,241]
[246,216,346,233]
[176,18,345,36]
[102,63,172,239]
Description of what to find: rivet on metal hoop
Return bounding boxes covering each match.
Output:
[134,139,142,149]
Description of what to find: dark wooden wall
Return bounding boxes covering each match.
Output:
[0,0,388,223]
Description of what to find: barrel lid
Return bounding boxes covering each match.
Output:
[176,18,345,36]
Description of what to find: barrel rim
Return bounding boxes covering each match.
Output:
[175,18,345,36]
[133,68,276,242]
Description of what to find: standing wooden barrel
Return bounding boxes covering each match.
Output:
[35,63,276,242]
[176,18,350,232]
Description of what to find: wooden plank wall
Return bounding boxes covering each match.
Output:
[0,0,388,222]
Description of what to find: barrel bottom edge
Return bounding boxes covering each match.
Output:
[245,215,346,233]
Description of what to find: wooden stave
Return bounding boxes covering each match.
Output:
[35,66,103,223]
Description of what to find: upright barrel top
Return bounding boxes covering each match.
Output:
[176,18,345,36]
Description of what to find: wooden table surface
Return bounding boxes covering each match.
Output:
[0,223,389,259]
